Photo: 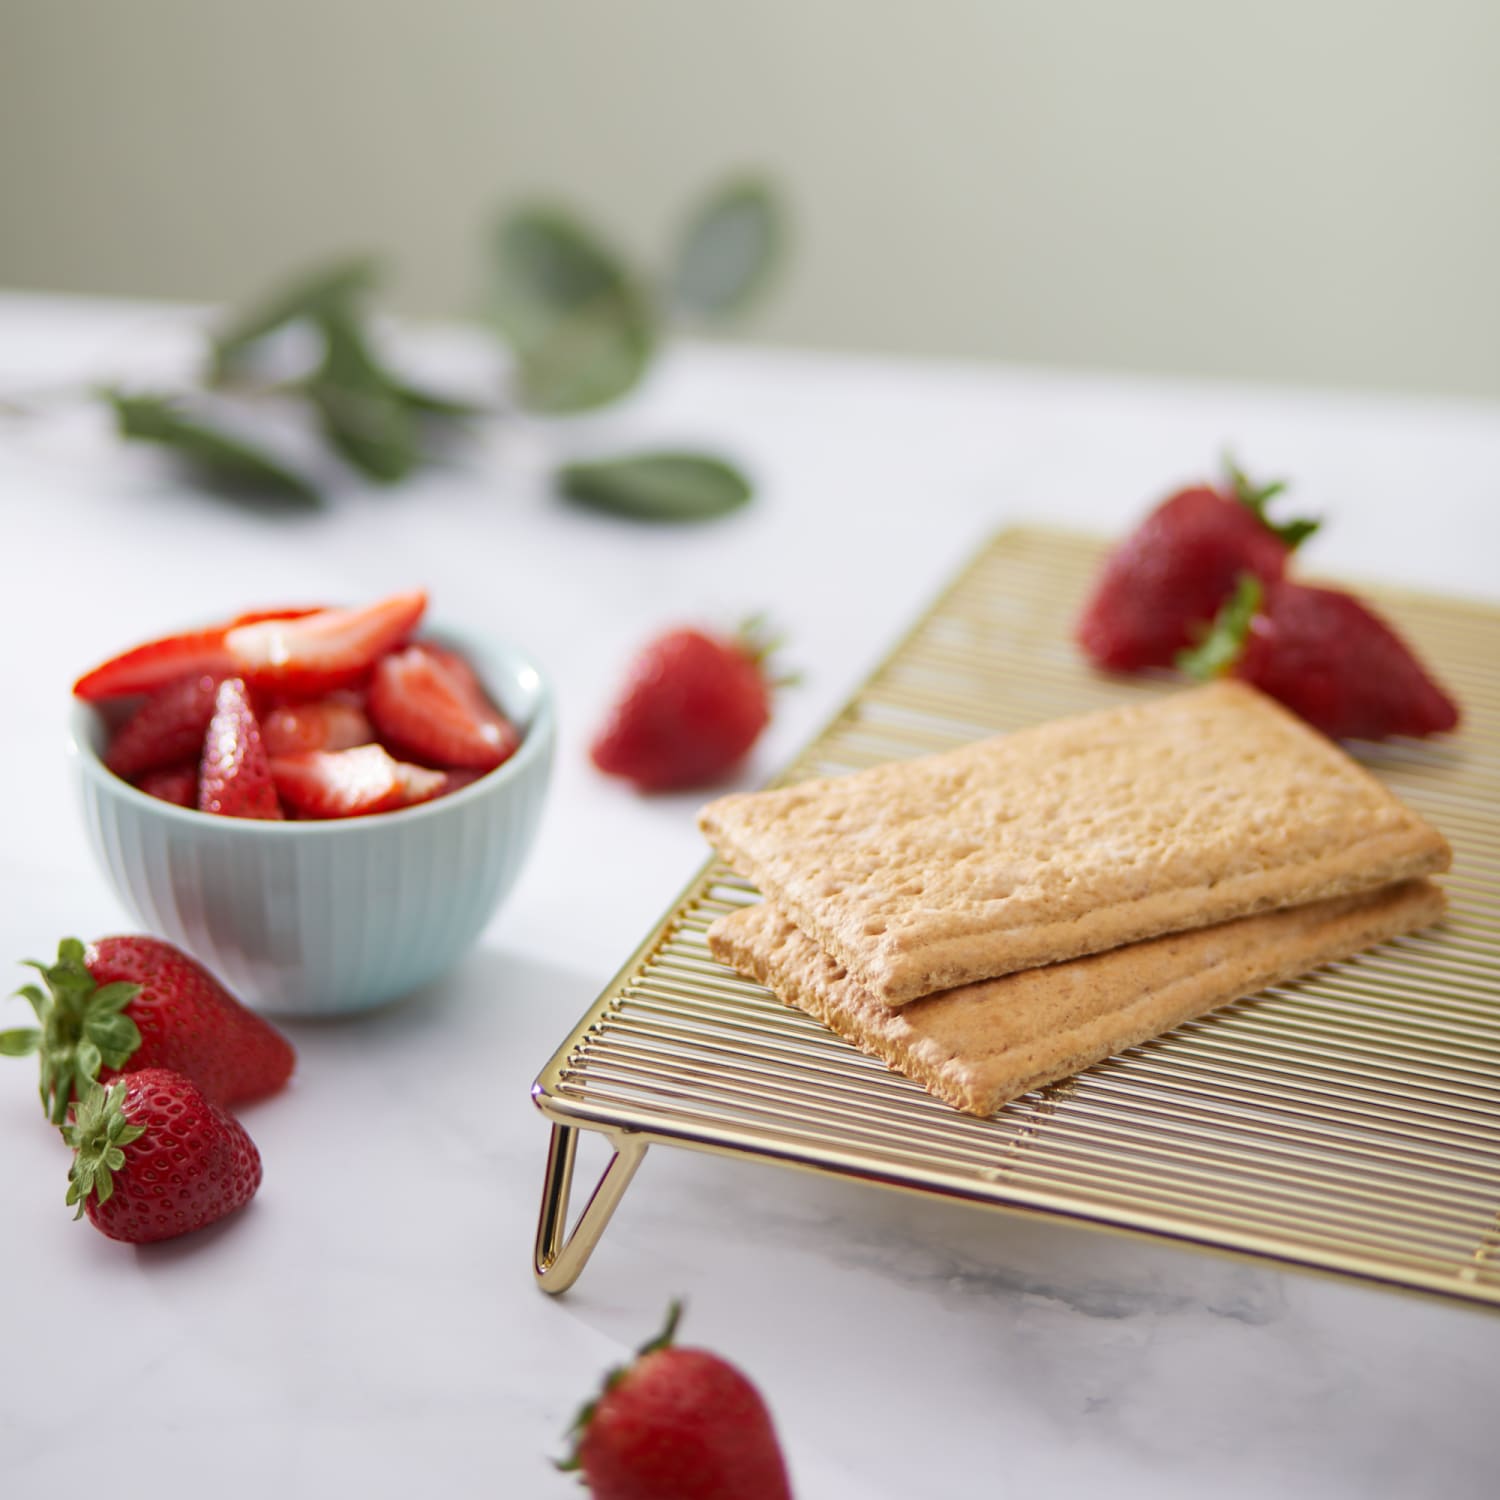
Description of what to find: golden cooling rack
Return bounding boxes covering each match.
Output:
[531,528,1500,1306]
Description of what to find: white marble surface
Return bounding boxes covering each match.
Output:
[1,292,1497,1498]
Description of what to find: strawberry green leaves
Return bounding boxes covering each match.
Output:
[8,939,142,1125]
[1225,454,1320,549]
[558,451,753,522]
[63,1081,146,1219]
[1178,572,1262,681]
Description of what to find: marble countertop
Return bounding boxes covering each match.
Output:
[1,292,1496,1498]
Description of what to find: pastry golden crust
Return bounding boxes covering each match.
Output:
[707,881,1447,1117]
[699,682,1450,1005]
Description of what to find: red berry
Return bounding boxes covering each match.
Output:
[104,672,223,779]
[63,1069,262,1244]
[561,1303,793,1500]
[367,644,518,771]
[74,627,234,703]
[134,763,198,807]
[591,625,779,792]
[1077,466,1317,671]
[1236,579,1459,739]
[270,743,446,819]
[8,935,295,1124]
[199,678,283,819]
[225,589,427,698]
[261,695,375,757]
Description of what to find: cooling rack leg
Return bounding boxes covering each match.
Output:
[533,1123,648,1294]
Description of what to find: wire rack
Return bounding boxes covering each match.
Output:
[531,527,1500,1306]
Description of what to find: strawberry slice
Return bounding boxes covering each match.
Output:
[104,673,223,779]
[224,605,328,628]
[367,644,519,771]
[262,696,375,757]
[270,744,446,819]
[134,763,198,807]
[199,678,283,819]
[74,629,233,703]
[225,590,427,698]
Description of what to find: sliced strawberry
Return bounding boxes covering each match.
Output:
[134,763,198,807]
[104,672,223,779]
[199,678,283,819]
[74,628,233,703]
[367,644,519,771]
[436,768,486,798]
[262,696,375,757]
[224,605,328,628]
[270,744,445,819]
[225,589,428,698]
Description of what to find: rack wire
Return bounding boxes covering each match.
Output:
[532,528,1500,1305]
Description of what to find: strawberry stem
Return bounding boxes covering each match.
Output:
[12,940,142,1124]
[1177,573,1262,681]
[1223,453,1320,550]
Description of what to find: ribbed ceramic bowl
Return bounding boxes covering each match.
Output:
[69,627,555,1017]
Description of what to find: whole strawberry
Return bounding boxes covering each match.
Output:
[5,935,295,1124]
[1181,574,1461,739]
[560,1302,793,1500]
[1077,459,1319,672]
[591,622,787,792]
[63,1069,262,1244]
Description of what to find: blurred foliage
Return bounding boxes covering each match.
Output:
[88,175,785,519]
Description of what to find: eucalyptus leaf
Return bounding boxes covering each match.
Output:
[558,450,752,522]
[105,391,321,504]
[670,177,783,319]
[210,255,381,379]
[306,312,419,482]
[491,207,655,413]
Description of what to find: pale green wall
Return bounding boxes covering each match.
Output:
[2,0,1496,398]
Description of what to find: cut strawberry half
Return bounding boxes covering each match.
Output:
[270,744,446,819]
[367,643,519,771]
[74,629,234,703]
[226,589,428,699]
[199,678,283,819]
[104,673,224,779]
[262,696,375,757]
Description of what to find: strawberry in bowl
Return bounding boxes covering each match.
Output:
[69,593,554,1015]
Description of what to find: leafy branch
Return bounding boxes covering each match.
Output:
[24,176,785,521]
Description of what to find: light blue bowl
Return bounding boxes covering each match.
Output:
[69,627,555,1017]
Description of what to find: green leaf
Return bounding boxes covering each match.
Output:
[306,311,419,482]
[210,255,381,379]
[0,1028,40,1056]
[1224,453,1320,550]
[557,451,753,522]
[670,176,783,320]
[84,1011,142,1067]
[490,207,655,413]
[105,391,321,504]
[1177,573,1262,681]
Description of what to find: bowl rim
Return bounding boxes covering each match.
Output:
[68,619,556,834]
